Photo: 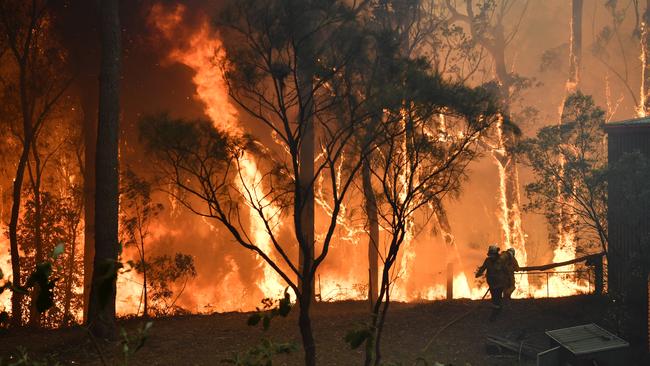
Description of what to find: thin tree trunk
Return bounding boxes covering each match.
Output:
[373,285,391,366]
[365,249,395,366]
[87,0,121,339]
[362,158,379,307]
[141,241,148,318]
[83,91,97,323]
[294,0,316,304]
[9,146,30,327]
[28,146,43,328]
[61,226,78,326]
[28,186,43,327]
[298,285,316,366]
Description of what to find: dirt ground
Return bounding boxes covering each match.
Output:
[0,295,647,365]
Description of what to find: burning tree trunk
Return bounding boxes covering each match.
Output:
[490,32,525,262]
[555,0,583,259]
[640,1,650,116]
[362,158,379,307]
[568,0,582,93]
[87,0,121,339]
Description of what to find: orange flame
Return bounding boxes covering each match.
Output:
[149,3,287,311]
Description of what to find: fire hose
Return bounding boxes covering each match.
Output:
[420,288,491,354]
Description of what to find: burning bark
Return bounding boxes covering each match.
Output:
[552,0,584,294]
[640,0,650,116]
[362,157,379,307]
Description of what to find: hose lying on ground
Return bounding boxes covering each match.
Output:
[420,288,491,354]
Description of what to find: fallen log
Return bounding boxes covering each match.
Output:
[517,252,605,272]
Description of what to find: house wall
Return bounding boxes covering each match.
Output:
[606,122,650,349]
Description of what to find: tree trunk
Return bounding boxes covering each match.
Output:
[568,0,583,92]
[373,287,391,366]
[641,0,650,115]
[142,245,148,318]
[493,26,526,259]
[297,65,315,302]
[298,285,316,366]
[29,182,43,328]
[28,145,44,328]
[61,226,78,326]
[555,0,583,260]
[366,252,395,366]
[9,146,31,327]
[362,158,379,307]
[83,91,97,323]
[87,0,121,339]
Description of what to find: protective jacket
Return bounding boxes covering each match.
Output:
[500,251,520,279]
[476,255,508,289]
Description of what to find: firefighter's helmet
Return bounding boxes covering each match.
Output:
[487,245,500,256]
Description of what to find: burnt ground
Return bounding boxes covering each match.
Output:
[0,295,647,365]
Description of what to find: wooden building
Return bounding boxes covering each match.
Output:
[604,116,650,349]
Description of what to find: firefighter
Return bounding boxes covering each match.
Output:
[501,247,520,300]
[475,245,507,309]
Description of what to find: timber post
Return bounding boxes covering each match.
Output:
[446,262,454,300]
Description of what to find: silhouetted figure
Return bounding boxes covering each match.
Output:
[475,245,507,320]
[501,247,520,300]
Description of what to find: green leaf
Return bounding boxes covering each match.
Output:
[247,313,262,326]
[51,242,65,260]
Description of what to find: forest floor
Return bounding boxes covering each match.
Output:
[0,295,646,365]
